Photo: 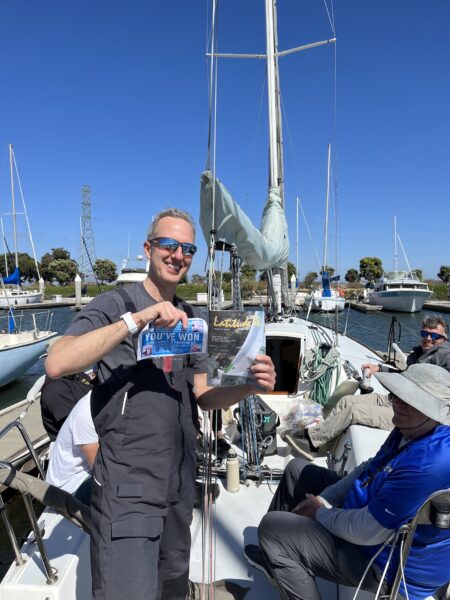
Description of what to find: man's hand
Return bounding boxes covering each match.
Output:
[361,363,380,376]
[292,494,323,519]
[46,301,190,379]
[249,355,276,392]
[132,301,189,331]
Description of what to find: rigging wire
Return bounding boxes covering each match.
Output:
[323,0,336,35]
[10,149,41,281]
[297,198,322,272]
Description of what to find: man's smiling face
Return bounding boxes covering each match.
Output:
[144,216,195,289]
[420,324,447,352]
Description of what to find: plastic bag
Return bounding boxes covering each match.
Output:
[281,397,323,432]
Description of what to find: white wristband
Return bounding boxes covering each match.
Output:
[120,312,139,335]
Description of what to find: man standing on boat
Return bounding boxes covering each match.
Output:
[246,364,450,600]
[46,208,276,600]
[297,316,450,453]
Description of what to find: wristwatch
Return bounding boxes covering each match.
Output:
[120,312,139,335]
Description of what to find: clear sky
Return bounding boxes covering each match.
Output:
[0,0,449,281]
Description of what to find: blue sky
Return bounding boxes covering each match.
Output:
[0,0,449,280]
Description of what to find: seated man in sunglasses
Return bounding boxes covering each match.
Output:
[45,208,276,600]
[296,316,450,456]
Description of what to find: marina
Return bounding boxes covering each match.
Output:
[0,1,449,598]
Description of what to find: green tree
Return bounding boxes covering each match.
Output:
[303,271,318,286]
[0,252,38,282]
[191,274,206,285]
[359,257,383,283]
[93,259,117,284]
[240,264,256,280]
[18,253,39,281]
[41,248,74,282]
[320,265,335,277]
[413,269,423,281]
[437,265,450,284]
[345,268,360,283]
[179,274,188,284]
[47,258,78,285]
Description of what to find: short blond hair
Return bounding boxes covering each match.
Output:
[147,208,196,240]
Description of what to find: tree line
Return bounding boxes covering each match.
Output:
[305,258,450,286]
[0,248,118,285]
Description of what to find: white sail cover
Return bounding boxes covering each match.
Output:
[200,170,289,271]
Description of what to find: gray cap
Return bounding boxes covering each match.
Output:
[375,363,450,426]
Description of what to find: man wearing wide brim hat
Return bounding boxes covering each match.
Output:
[376,362,450,428]
[247,364,450,600]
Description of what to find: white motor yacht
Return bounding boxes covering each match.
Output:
[115,255,149,286]
[367,271,431,313]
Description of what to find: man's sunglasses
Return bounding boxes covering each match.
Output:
[149,237,197,257]
[420,330,447,342]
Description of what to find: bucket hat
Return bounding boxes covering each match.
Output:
[375,363,450,426]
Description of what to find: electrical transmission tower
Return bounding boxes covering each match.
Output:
[78,185,97,285]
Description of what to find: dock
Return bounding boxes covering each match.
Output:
[348,299,450,314]
[422,300,450,313]
[0,297,92,311]
[348,301,383,313]
[2,296,449,314]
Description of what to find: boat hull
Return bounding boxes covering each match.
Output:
[0,291,43,307]
[367,289,431,313]
[305,295,345,312]
[0,331,58,387]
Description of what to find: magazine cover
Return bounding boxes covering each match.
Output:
[207,310,265,386]
[137,317,208,361]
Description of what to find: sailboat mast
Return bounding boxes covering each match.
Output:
[394,214,398,275]
[296,197,299,279]
[322,143,331,272]
[1,218,9,276]
[9,144,19,268]
[265,0,284,204]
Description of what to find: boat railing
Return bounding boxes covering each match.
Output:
[0,308,54,335]
[0,418,57,584]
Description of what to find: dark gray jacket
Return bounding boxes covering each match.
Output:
[379,340,450,374]
[406,340,450,373]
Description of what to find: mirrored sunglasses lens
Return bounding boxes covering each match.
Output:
[155,238,178,252]
[182,245,196,256]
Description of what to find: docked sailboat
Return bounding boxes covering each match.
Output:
[0,306,58,388]
[367,217,431,313]
[0,145,57,387]
[0,145,44,307]
[304,145,345,313]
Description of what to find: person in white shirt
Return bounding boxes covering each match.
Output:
[46,391,98,505]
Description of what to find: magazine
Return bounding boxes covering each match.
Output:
[207,310,265,386]
[137,317,208,361]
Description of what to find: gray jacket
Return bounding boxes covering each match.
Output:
[379,340,450,374]
[406,340,450,373]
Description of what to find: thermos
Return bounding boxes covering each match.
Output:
[226,449,240,493]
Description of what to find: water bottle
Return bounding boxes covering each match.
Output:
[226,449,240,493]
[360,367,374,394]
